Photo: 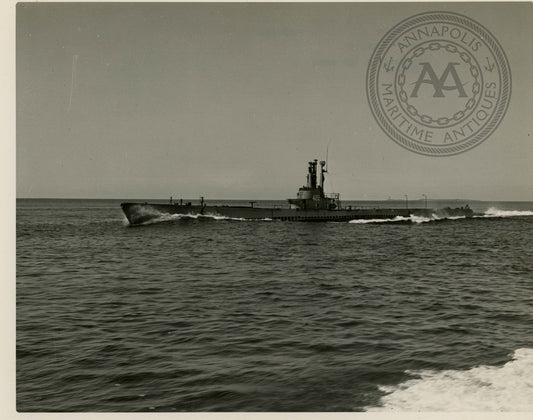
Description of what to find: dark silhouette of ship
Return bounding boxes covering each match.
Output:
[121,159,474,225]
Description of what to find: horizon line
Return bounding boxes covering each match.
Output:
[15,197,533,203]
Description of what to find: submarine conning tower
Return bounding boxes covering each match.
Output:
[288,159,338,210]
[304,159,326,191]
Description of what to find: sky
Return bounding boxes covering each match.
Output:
[16,2,533,200]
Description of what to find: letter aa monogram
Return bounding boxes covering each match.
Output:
[410,62,468,98]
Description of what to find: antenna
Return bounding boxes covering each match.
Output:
[325,140,335,194]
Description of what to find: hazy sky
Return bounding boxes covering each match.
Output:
[16,2,532,200]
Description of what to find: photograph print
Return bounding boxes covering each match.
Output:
[16,1,533,412]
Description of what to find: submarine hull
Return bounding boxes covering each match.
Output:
[119,202,464,225]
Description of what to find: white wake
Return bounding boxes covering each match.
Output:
[349,214,465,224]
[480,207,533,218]
[367,348,533,411]
[139,212,246,225]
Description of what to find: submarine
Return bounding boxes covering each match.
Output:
[121,159,474,225]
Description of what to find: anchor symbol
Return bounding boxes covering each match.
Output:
[383,57,394,72]
[484,57,495,72]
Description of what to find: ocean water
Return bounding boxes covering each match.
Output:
[16,199,533,412]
